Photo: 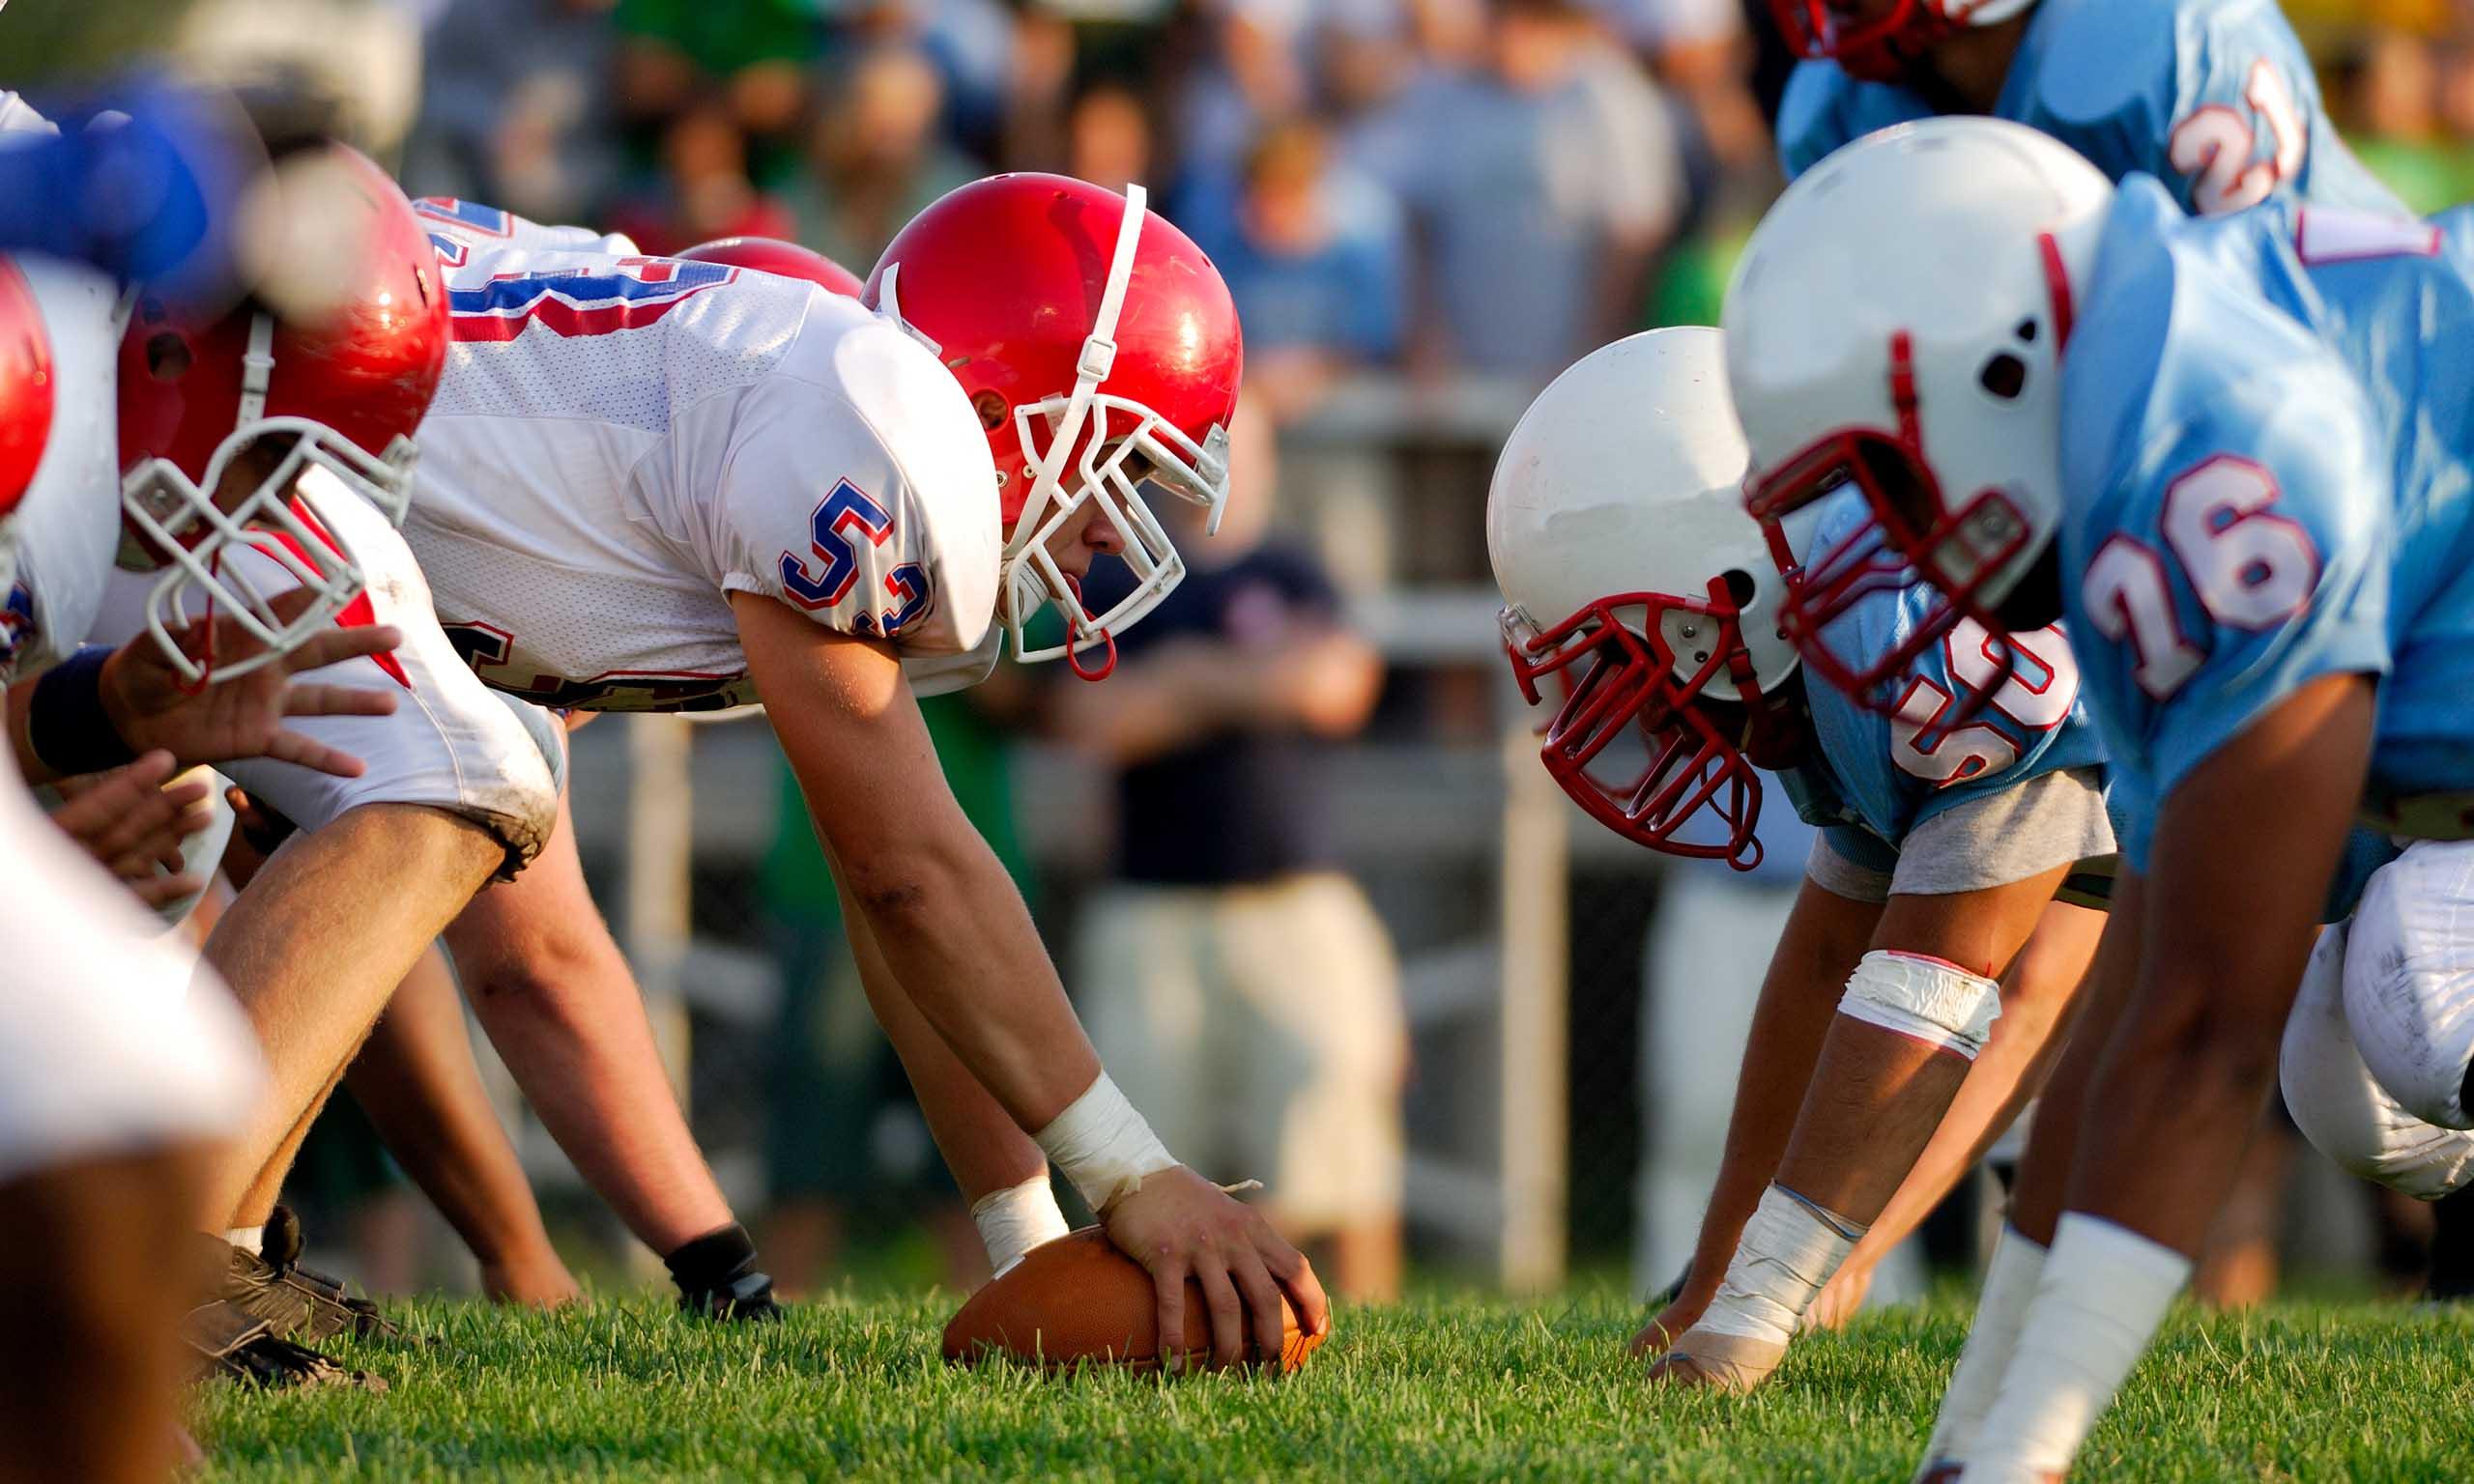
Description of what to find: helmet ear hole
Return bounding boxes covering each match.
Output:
[145,332,193,382]
[971,389,1008,431]
[1719,568,1757,609]
[1978,352,2028,400]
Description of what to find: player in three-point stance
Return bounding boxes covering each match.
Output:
[1489,327,2110,1391]
[1724,116,2474,1482]
[206,174,1328,1368]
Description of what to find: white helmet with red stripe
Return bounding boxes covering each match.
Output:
[1724,118,2112,710]
[1490,328,1806,870]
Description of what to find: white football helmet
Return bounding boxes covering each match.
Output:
[1489,328,1804,870]
[1724,117,2113,711]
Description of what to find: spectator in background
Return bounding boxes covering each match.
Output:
[788,44,980,271]
[1050,401,1406,1302]
[1349,0,1682,383]
[1185,120,1408,421]
[602,100,797,255]
[405,0,620,224]
[612,0,820,165]
[1064,76,1155,193]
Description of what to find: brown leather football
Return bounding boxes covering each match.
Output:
[941,1226,1326,1373]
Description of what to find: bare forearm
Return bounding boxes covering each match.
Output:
[833,870,1048,1203]
[1685,881,1882,1284]
[1844,899,2102,1266]
[832,832,1102,1132]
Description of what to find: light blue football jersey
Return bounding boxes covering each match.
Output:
[1779,493,2108,868]
[2058,176,2474,870]
[1778,0,2402,217]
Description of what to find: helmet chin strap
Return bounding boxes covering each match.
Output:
[1009,182,1149,670]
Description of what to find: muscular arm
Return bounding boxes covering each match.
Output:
[1650,876,1882,1337]
[737,592,1100,1130]
[822,845,1048,1205]
[1650,860,2072,1345]
[1818,896,2104,1320]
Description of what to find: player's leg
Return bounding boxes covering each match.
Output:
[340,944,580,1306]
[2284,922,2474,1201]
[443,791,736,1259]
[0,769,261,1470]
[2340,839,2474,1132]
[1655,864,2067,1391]
[200,801,505,1230]
[0,1147,215,1484]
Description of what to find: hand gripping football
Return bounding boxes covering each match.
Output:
[941,1227,1326,1373]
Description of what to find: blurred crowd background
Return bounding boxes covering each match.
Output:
[15,0,2474,1308]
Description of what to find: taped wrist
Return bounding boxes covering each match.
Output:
[663,1221,760,1294]
[1838,949,2001,1060]
[29,646,136,775]
[1034,1072,1177,1215]
[972,1173,1071,1277]
[1692,1184,1866,1351]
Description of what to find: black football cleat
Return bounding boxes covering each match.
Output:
[666,1222,784,1322]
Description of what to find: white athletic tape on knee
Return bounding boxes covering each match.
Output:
[971,1173,1072,1278]
[1033,1071,1178,1216]
[1692,1184,1865,1351]
[1968,1213,2189,1479]
[1837,950,2001,1061]
[1916,1223,2047,1478]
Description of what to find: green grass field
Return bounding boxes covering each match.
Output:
[195,1288,2474,1482]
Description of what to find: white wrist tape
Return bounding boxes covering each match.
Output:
[971,1173,1072,1278]
[1838,949,2001,1060]
[1968,1213,2190,1480]
[1693,1184,1866,1349]
[1917,1223,2047,1477]
[1033,1072,1177,1215]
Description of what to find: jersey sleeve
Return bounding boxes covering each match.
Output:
[2066,351,2393,872]
[1774,62,1929,183]
[412,197,643,262]
[705,313,1001,666]
[2023,0,2400,215]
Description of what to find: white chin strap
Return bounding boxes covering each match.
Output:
[1001,182,1157,671]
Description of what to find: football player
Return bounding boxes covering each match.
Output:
[127,173,1325,1366]
[1771,0,2399,218]
[1723,116,2474,1481]
[81,147,791,1365]
[1490,327,2109,1392]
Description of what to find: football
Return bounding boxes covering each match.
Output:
[941,1227,1327,1373]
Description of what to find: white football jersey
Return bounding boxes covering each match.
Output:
[0,258,123,683]
[405,202,1001,711]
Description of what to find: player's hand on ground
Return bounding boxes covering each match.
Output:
[1804,1257,1875,1332]
[46,752,215,908]
[1103,1165,1330,1370]
[1632,1280,1715,1357]
[102,590,402,777]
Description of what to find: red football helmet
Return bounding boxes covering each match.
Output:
[866,174,1240,678]
[1770,0,2035,83]
[676,237,865,299]
[117,142,447,683]
[0,259,52,529]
